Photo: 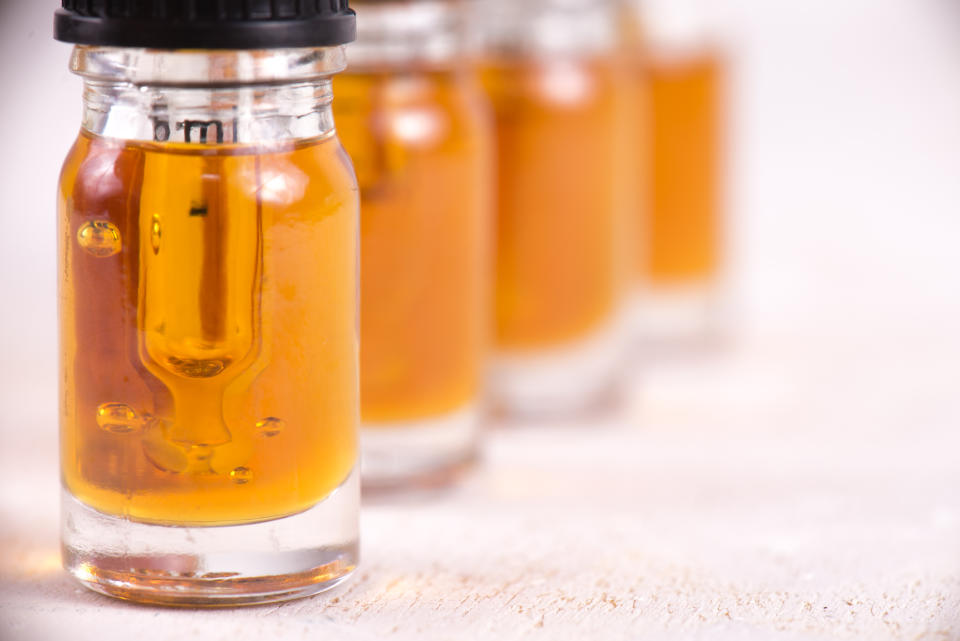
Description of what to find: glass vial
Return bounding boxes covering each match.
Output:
[475,0,632,416]
[334,0,493,488]
[629,0,726,348]
[55,2,360,606]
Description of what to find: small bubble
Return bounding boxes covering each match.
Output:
[255,417,285,437]
[209,441,253,476]
[95,403,142,433]
[150,213,161,254]
[230,466,252,484]
[77,220,121,257]
[166,356,229,378]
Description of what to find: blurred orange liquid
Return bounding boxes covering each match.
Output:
[482,58,624,350]
[334,70,492,423]
[643,54,722,283]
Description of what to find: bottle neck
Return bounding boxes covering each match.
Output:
[72,46,347,145]
[636,0,717,60]
[473,0,621,61]
[345,0,466,71]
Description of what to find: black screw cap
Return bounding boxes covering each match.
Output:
[55,0,356,49]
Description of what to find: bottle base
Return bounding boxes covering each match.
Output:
[489,313,627,419]
[629,283,725,352]
[61,468,359,607]
[361,404,479,492]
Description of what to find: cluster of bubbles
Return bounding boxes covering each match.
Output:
[83,216,290,487]
[95,402,286,484]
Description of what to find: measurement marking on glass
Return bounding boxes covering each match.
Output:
[175,116,240,144]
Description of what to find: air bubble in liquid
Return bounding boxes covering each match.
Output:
[77,220,121,257]
[230,466,252,484]
[166,356,229,378]
[255,417,285,437]
[95,403,143,433]
[150,213,161,254]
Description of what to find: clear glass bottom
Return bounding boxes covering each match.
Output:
[61,468,359,607]
[361,404,479,492]
[489,313,627,418]
[629,283,725,352]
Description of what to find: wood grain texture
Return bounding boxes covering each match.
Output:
[1,334,958,641]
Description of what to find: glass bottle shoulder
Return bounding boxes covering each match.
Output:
[59,129,358,221]
[334,67,489,151]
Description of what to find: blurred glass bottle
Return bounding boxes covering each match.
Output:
[476,0,632,416]
[334,0,493,488]
[629,0,726,348]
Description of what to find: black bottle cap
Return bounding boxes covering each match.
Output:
[54,1,356,49]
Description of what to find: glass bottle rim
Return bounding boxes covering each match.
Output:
[70,45,348,87]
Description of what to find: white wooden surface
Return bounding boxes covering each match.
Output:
[2,331,959,640]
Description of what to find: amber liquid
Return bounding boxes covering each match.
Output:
[482,59,625,350]
[643,54,721,282]
[59,130,358,526]
[334,70,491,423]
